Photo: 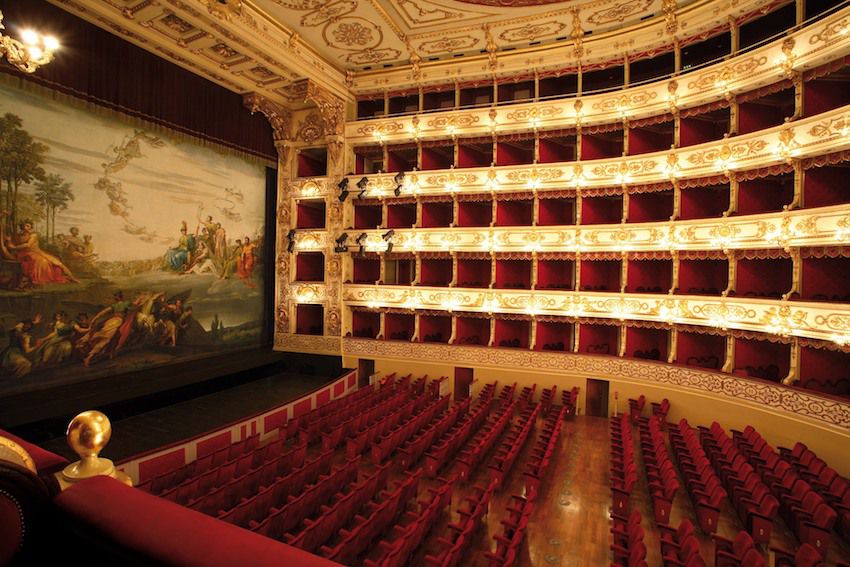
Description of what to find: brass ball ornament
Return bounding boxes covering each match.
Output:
[62,410,115,481]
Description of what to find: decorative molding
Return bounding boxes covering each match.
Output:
[275,332,342,354]
[342,285,850,343]
[243,92,293,141]
[322,205,850,254]
[341,337,850,430]
[347,9,850,141]
[338,106,850,198]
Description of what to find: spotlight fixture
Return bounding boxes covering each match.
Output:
[393,171,405,196]
[355,232,369,244]
[287,239,295,253]
[287,229,296,241]
[334,232,349,253]
[386,242,394,254]
[382,230,395,241]
[356,177,369,199]
[337,177,350,202]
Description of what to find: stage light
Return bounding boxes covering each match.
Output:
[355,232,368,244]
[287,229,296,240]
[394,171,405,184]
[382,230,395,241]
[394,184,402,197]
[333,232,349,253]
[337,178,349,191]
[356,177,369,199]
[287,240,295,253]
[386,242,394,254]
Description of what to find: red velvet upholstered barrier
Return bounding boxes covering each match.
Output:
[0,430,68,475]
[55,476,339,567]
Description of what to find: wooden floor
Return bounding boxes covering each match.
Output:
[352,410,850,567]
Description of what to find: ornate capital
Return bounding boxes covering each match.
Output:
[243,92,292,143]
[291,79,345,137]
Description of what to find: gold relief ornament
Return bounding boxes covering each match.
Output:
[587,0,653,26]
[570,8,584,59]
[498,21,567,44]
[808,17,850,45]
[484,24,498,71]
[663,0,679,36]
[297,111,324,144]
[326,306,341,336]
[243,93,293,142]
[205,0,242,20]
[807,114,850,139]
[60,411,132,487]
[0,435,36,474]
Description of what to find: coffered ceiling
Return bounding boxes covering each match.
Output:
[252,0,674,70]
[47,0,774,107]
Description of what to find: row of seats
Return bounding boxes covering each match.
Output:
[283,382,384,441]
[517,384,536,411]
[346,393,424,459]
[176,442,310,515]
[251,453,357,539]
[328,386,426,452]
[372,395,451,463]
[424,480,498,566]
[425,395,494,478]
[488,403,540,489]
[732,425,838,554]
[159,445,306,505]
[456,398,517,482]
[561,386,579,418]
[611,509,647,567]
[779,441,850,535]
[364,476,456,567]
[610,413,637,516]
[698,422,778,545]
[397,398,471,470]
[659,519,707,567]
[319,469,423,565]
[638,415,679,525]
[628,395,646,422]
[298,383,402,446]
[539,386,557,416]
[483,492,535,567]
[284,460,390,553]
[524,405,568,496]
[668,419,726,533]
[713,530,765,567]
[139,433,263,495]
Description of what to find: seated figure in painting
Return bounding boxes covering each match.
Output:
[164,221,196,272]
[60,227,98,274]
[1,314,42,378]
[0,214,78,285]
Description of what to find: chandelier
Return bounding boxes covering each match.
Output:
[0,10,60,73]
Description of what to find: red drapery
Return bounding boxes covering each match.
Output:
[0,0,276,160]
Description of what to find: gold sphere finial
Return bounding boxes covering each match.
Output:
[66,410,112,459]
[61,410,115,481]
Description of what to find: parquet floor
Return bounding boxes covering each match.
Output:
[376,412,850,567]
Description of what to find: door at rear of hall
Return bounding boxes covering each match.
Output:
[586,378,610,417]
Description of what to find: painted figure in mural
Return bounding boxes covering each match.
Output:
[164,221,196,271]
[237,236,258,284]
[220,239,241,280]
[38,311,76,366]
[1,314,42,378]
[213,223,227,262]
[0,215,79,285]
[79,291,133,367]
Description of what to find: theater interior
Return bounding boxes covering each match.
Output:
[1,0,850,565]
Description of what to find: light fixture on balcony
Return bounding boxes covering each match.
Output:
[286,229,297,253]
[393,171,405,197]
[355,232,368,256]
[356,176,369,199]
[337,177,350,202]
[334,232,349,253]
[0,11,60,74]
[382,229,395,253]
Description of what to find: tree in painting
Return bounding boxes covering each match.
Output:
[0,84,267,392]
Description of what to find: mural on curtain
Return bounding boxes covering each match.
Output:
[0,81,267,393]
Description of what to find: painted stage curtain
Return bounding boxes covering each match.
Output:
[0,0,275,161]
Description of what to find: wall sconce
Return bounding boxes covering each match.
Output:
[0,11,60,73]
